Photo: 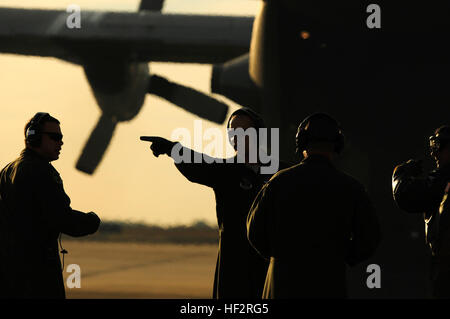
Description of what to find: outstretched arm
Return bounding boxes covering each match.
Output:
[142,136,225,188]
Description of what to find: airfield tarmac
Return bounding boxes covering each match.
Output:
[61,241,217,299]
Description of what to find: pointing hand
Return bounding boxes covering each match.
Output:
[140,136,177,157]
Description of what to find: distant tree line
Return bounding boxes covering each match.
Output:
[62,220,219,244]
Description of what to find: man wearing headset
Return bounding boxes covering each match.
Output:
[247,112,381,298]
[0,112,101,299]
[141,107,288,299]
[392,125,450,298]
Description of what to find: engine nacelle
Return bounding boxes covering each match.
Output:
[211,54,260,111]
[83,60,149,122]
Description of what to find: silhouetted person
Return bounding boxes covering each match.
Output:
[142,107,287,298]
[247,113,381,298]
[0,113,101,299]
[392,125,450,298]
[439,185,450,269]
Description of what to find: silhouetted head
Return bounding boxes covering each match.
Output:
[295,112,345,160]
[227,107,265,163]
[429,125,450,168]
[25,112,63,162]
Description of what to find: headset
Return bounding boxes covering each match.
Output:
[429,125,450,157]
[295,112,345,157]
[25,112,50,147]
[226,107,265,130]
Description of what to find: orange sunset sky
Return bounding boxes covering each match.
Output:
[0,0,260,226]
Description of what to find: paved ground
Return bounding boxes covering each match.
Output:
[61,241,217,299]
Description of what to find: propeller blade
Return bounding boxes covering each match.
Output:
[76,115,117,175]
[148,75,229,124]
[139,0,164,11]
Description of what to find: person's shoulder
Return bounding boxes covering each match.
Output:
[336,169,368,193]
[1,154,46,183]
[19,155,53,180]
[22,155,50,171]
[267,162,302,185]
[278,160,294,171]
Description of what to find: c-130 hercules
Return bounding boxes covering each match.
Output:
[1,0,450,298]
[0,0,253,174]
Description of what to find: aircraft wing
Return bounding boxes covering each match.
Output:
[0,7,253,64]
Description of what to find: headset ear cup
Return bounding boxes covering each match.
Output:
[26,112,49,147]
[27,134,40,147]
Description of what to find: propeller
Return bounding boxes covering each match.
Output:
[75,0,231,175]
[148,75,228,124]
[139,0,165,11]
[75,115,117,174]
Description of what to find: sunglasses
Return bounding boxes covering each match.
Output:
[42,132,63,142]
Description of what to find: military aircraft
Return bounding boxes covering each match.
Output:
[1,0,450,299]
[0,0,254,174]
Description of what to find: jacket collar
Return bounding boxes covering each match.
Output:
[301,154,334,166]
[20,148,49,162]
